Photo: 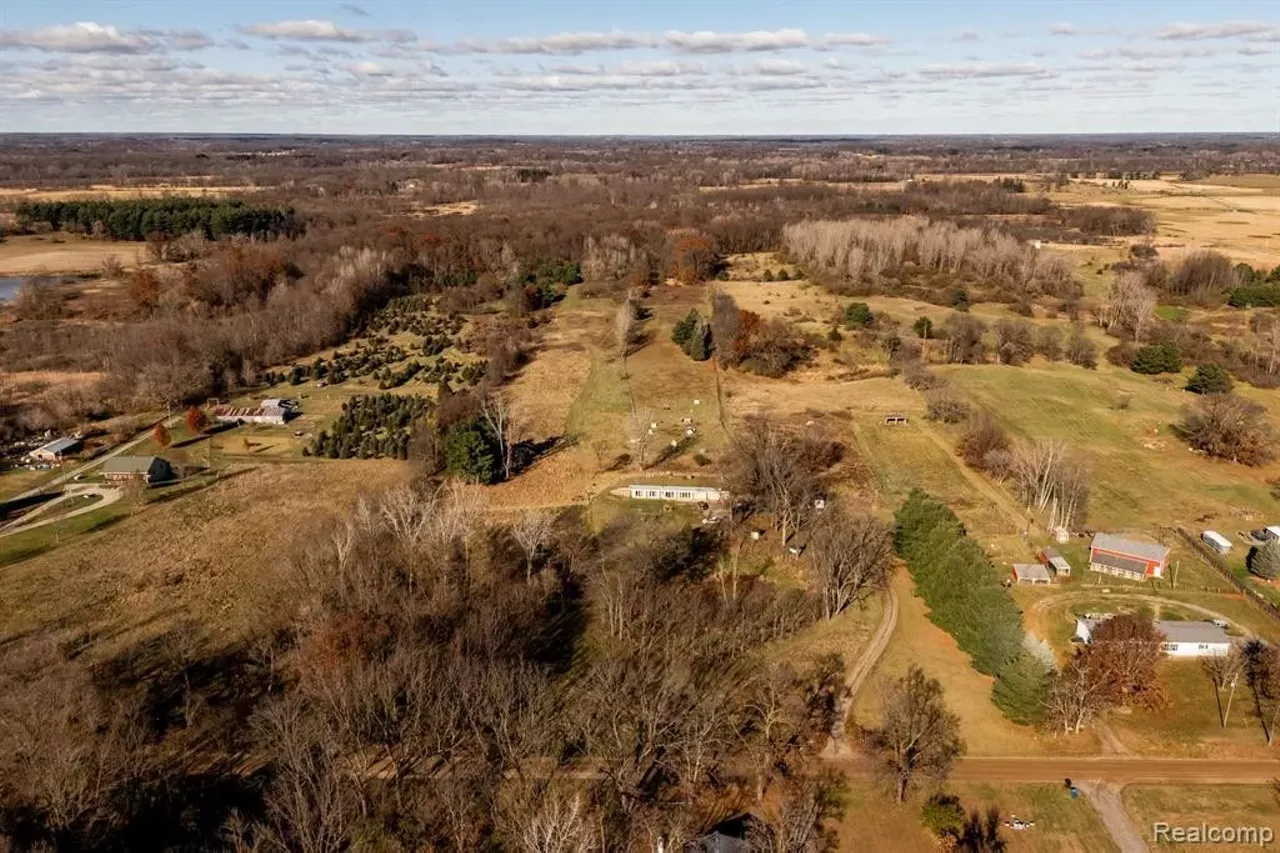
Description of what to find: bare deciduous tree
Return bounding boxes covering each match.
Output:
[615,297,637,373]
[480,391,524,481]
[1106,272,1158,342]
[1010,439,1090,531]
[807,503,894,619]
[1203,645,1246,728]
[867,665,964,803]
[511,509,555,580]
[627,407,655,469]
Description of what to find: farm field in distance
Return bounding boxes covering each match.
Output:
[0,130,1278,850]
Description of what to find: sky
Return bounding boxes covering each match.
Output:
[0,0,1276,134]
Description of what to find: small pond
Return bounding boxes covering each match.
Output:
[0,277,26,301]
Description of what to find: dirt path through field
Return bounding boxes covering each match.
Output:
[916,420,1035,535]
[1076,782,1147,853]
[827,582,899,755]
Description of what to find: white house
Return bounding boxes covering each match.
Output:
[1075,616,1232,658]
[628,484,725,504]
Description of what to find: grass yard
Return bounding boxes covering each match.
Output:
[851,570,1098,757]
[834,779,1117,853]
[949,782,1120,853]
[0,501,129,568]
[1122,785,1280,852]
[1109,660,1276,759]
[945,362,1280,533]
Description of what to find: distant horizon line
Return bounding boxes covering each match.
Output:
[0,130,1275,140]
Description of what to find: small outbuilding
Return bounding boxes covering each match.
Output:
[30,437,82,462]
[213,405,290,426]
[1012,563,1052,585]
[883,414,908,425]
[102,456,173,485]
[1038,547,1072,577]
[1201,530,1232,555]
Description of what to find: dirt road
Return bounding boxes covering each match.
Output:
[1077,782,1147,853]
[0,485,122,537]
[827,583,899,755]
[830,755,1280,784]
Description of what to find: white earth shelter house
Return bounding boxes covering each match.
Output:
[628,484,725,504]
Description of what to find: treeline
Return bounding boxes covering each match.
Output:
[894,491,1046,724]
[783,217,1082,307]
[15,198,301,241]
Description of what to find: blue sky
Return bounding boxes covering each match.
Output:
[0,0,1276,133]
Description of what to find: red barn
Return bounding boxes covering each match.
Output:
[1088,533,1169,581]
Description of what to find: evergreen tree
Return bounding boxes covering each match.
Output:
[444,419,499,484]
[1185,363,1233,395]
[1131,344,1182,375]
[686,321,712,361]
[913,316,934,339]
[671,309,700,347]
[1248,540,1280,580]
[991,652,1050,725]
[843,302,875,328]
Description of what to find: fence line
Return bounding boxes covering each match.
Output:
[1172,526,1280,626]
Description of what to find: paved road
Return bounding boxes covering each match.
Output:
[0,485,122,537]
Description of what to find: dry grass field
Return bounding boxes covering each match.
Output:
[1122,785,1280,852]
[0,461,406,662]
[0,184,259,201]
[0,234,147,274]
[1049,176,1280,268]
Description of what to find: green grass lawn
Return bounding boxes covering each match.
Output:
[944,361,1280,533]
[0,503,129,568]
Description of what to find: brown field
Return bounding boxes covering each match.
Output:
[0,234,147,274]
[0,461,406,662]
[1050,175,1280,268]
[0,184,259,201]
[1122,785,1280,852]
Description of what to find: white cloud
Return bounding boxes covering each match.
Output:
[816,32,890,48]
[453,31,656,54]
[348,61,391,76]
[750,58,807,75]
[1157,21,1276,40]
[665,29,808,53]
[919,61,1053,79]
[825,57,846,69]
[238,20,372,43]
[0,22,156,54]
[1237,44,1274,56]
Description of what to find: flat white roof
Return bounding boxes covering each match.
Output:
[1202,530,1232,546]
[1012,563,1052,581]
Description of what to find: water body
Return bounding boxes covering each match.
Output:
[0,277,26,301]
